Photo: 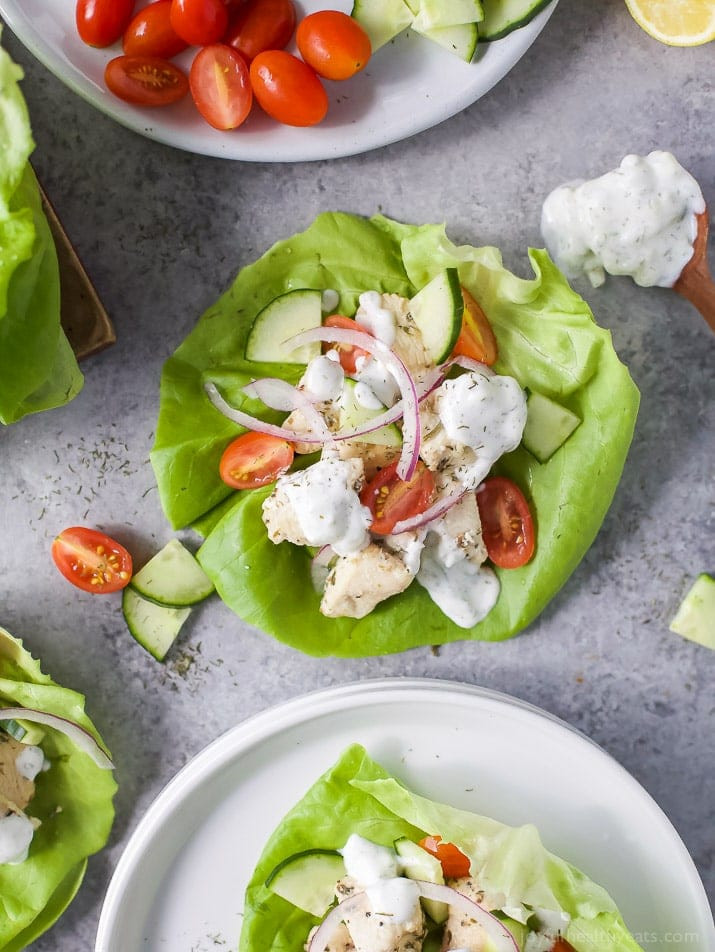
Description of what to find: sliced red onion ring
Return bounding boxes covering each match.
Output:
[391,489,466,535]
[287,326,421,481]
[310,545,335,594]
[205,383,325,444]
[309,892,368,952]
[0,708,114,770]
[444,354,495,376]
[243,378,332,442]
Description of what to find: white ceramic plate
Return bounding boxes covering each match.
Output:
[0,1,557,161]
[95,678,713,952]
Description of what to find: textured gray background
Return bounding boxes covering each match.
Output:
[0,0,713,948]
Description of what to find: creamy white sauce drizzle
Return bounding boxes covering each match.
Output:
[321,288,340,313]
[353,381,383,410]
[541,151,705,288]
[356,291,397,346]
[366,877,421,925]
[417,539,500,628]
[302,353,344,402]
[341,834,400,884]
[355,355,400,407]
[0,813,34,865]
[14,744,44,781]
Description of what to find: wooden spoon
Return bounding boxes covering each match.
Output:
[673,209,715,333]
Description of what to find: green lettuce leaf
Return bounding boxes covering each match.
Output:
[0,38,82,425]
[152,212,639,656]
[239,745,642,952]
[0,627,116,950]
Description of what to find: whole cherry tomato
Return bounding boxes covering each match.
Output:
[105,55,189,106]
[190,44,253,131]
[170,0,228,46]
[296,11,371,81]
[225,0,296,62]
[123,1,188,59]
[76,0,135,48]
[250,50,328,126]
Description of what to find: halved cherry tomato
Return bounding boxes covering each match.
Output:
[476,476,535,569]
[452,287,498,366]
[550,941,577,952]
[220,432,294,489]
[123,1,188,59]
[170,0,228,46]
[418,835,471,878]
[296,11,371,81]
[360,460,435,536]
[51,527,133,594]
[225,0,296,62]
[323,315,371,375]
[76,0,135,48]
[190,44,252,130]
[249,50,328,126]
[105,55,189,106]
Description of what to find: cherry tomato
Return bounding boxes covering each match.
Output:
[220,432,294,489]
[105,55,189,106]
[322,315,370,375]
[170,0,228,46]
[250,50,328,126]
[123,1,188,59]
[550,941,577,952]
[76,0,135,48]
[225,0,296,62]
[51,527,133,595]
[418,836,471,878]
[189,44,252,130]
[296,11,371,81]
[476,476,535,569]
[452,287,498,366]
[360,460,435,536]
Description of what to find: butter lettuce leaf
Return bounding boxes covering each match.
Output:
[0,627,116,951]
[152,212,639,656]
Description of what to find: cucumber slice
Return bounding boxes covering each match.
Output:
[412,0,483,29]
[494,915,528,951]
[409,269,463,363]
[130,539,214,608]
[265,849,345,916]
[351,0,414,50]
[338,379,401,447]
[522,391,581,463]
[479,0,553,41]
[669,574,715,649]
[416,21,479,61]
[0,719,26,741]
[122,587,191,662]
[394,837,448,923]
[14,720,45,745]
[245,289,322,365]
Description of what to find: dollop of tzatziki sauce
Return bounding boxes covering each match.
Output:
[0,812,35,865]
[541,151,705,288]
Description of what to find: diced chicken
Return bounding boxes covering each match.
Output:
[440,878,492,952]
[321,544,413,619]
[384,294,431,377]
[429,493,487,568]
[342,884,425,952]
[383,530,425,576]
[337,440,400,481]
[284,404,340,455]
[0,734,35,812]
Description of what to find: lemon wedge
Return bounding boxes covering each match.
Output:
[625,0,715,46]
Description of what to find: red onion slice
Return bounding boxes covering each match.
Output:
[243,378,332,442]
[205,382,326,444]
[391,489,466,535]
[0,707,114,770]
[443,355,495,376]
[310,545,335,593]
[287,326,421,481]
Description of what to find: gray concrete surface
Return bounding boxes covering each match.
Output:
[0,0,713,949]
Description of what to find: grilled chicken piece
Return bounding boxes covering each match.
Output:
[321,544,412,619]
[0,734,35,812]
[336,441,401,481]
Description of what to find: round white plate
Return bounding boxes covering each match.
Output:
[0,1,557,161]
[95,679,713,952]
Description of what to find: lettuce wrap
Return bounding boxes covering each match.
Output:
[0,627,116,951]
[151,212,639,656]
[240,744,643,952]
[0,38,83,425]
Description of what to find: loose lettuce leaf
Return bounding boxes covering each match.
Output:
[0,39,82,425]
[240,745,642,952]
[152,212,639,656]
[0,627,116,951]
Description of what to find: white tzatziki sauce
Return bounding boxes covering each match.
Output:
[302,353,344,402]
[0,812,35,864]
[14,744,45,781]
[341,834,400,883]
[354,355,400,407]
[417,539,500,628]
[541,151,705,288]
[356,291,396,346]
[353,381,383,410]
[366,877,421,924]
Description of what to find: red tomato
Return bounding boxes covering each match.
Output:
[296,11,371,81]
[190,45,252,130]
[170,0,228,46]
[360,460,435,536]
[323,315,371,375]
[453,287,498,366]
[76,0,135,48]
[123,1,188,59]
[225,0,296,62]
[249,50,328,126]
[418,836,471,878]
[51,527,133,594]
[220,432,294,489]
[105,55,189,105]
[476,476,536,569]
[550,941,577,952]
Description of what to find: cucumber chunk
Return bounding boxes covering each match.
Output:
[122,587,191,662]
[479,0,553,41]
[265,849,346,916]
[351,0,414,50]
[0,719,26,741]
[409,269,464,364]
[494,915,528,951]
[416,21,479,61]
[669,574,715,649]
[245,289,322,365]
[394,837,448,923]
[522,391,581,463]
[338,379,401,447]
[411,0,483,30]
[130,539,214,608]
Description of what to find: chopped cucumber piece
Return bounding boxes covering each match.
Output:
[669,574,715,649]
[351,0,414,50]
[416,21,479,61]
[394,837,448,923]
[412,0,483,29]
[245,289,322,365]
[122,587,191,662]
[0,719,26,741]
[409,269,463,364]
[130,539,214,608]
[265,849,345,916]
[479,0,553,41]
[338,379,401,447]
[522,391,581,463]
[494,915,528,951]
